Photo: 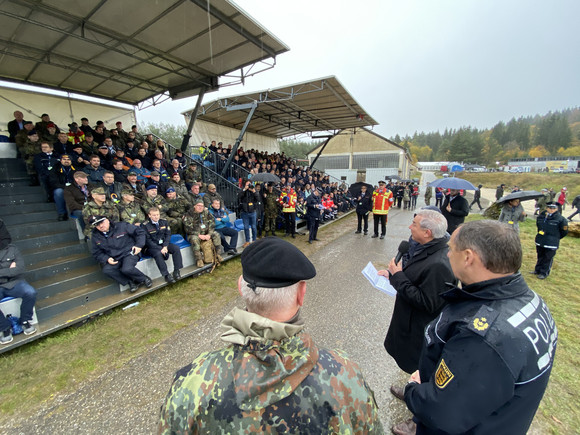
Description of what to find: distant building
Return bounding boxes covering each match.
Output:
[508,156,580,172]
[307,128,413,185]
[416,161,448,171]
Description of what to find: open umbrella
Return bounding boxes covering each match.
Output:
[348,182,373,197]
[250,173,281,184]
[428,178,477,190]
[497,190,544,204]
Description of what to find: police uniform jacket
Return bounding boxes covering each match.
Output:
[91,222,145,265]
[405,274,557,434]
[143,219,171,251]
[385,237,456,374]
[535,210,568,249]
[33,152,59,177]
[355,191,373,214]
[440,194,469,233]
[305,194,322,219]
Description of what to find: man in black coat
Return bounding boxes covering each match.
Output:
[469,184,483,211]
[49,154,77,221]
[33,141,60,202]
[533,202,568,279]
[355,185,373,234]
[90,216,152,293]
[143,207,182,284]
[378,209,456,433]
[305,188,322,244]
[440,189,469,234]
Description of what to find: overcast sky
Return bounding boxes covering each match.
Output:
[137,0,580,139]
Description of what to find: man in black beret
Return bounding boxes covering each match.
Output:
[158,237,383,434]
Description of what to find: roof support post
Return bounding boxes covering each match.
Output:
[221,101,258,177]
[309,136,332,170]
[181,86,206,152]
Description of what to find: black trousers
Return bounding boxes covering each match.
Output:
[284,212,296,235]
[148,243,183,276]
[470,198,482,210]
[102,255,146,285]
[307,215,319,241]
[373,214,387,236]
[535,246,557,276]
[357,212,369,232]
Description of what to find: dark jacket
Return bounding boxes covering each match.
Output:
[91,221,145,265]
[535,210,568,249]
[48,163,77,190]
[0,244,26,289]
[83,165,106,185]
[33,152,59,178]
[385,237,456,373]
[143,219,171,251]
[238,189,259,213]
[305,193,322,218]
[355,191,373,214]
[440,194,469,234]
[405,274,556,435]
[64,182,90,212]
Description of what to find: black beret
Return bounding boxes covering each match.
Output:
[241,237,316,289]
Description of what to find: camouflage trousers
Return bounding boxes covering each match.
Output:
[188,233,221,257]
[168,217,185,237]
[263,215,277,233]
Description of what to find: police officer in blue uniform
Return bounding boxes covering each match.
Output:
[394,220,557,435]
[90,216,152,293]
[533,202,568,279]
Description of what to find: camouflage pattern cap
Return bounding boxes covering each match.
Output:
[241,237,316,289]
[92,186,106,195]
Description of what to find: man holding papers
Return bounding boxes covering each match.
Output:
[377,209,456,435]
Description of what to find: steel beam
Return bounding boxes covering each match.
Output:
[181,87,207,151]
[221,101,258,177]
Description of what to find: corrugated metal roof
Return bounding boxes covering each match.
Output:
[183,76,378,138]
[0,0,288,105]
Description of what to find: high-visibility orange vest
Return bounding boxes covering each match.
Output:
[279,191,297,212]
[372,189,393,215]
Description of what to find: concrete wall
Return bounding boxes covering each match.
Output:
[324,169,357,186]
[365,168,400,186]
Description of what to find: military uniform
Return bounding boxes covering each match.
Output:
[117,201,146,225]
[187,192,203,206]
[22,138,42,175]
[263,190,279,235]
[165,195,190,236]
[183,166,202,186]
[82,200,120,237]
[203,191,224,209]
[141,195,169,219]
[534,208,568,277]
[183,209,221,266]
[168,180,189,198]
[405,274,557,434]
[158,307,384,434]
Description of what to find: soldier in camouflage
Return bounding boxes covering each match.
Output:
[263,183,280,236]
[187,183,203,206]
[21,129,42,180]
[165,187,190,236]
[167,172,189,198]
[183,161,203,188]
[183,200,222,268]
[117,189,146,226]
[203,184,224,209]
[81,186,121,237]
[158,237,384,434]
[141,185,169,219]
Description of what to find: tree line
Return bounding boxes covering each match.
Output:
[393,107,580,166]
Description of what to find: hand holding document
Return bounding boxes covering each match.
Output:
[362,261,397,297]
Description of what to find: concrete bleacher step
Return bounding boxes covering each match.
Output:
[0,180,37,191]
[0,202,56,217]
[13,229,80,251]
[35,280,119,321]
[7,219,75,239]
[1,210,59,226]
[0,192,47,205]
[20,240,89,266]
[24,252,96,282]
[30,264,107,299]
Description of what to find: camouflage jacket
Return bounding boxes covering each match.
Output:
[82,200,120,236]
[168,180,189,198]
[182,209,215,236]
[183,167,202,185]
[166,196,191,219]
[203,191,224,209]
[158,307,384,434]
[117,201,146,225]
[264,191,280,217]
[142,195,169,219]
[187,192,203,206]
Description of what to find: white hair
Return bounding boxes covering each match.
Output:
[239,279,300,317]
[416,210,447,239]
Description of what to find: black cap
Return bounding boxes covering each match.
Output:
[546,202,558,208]
[241,237,316,289]
[89,215,107,227]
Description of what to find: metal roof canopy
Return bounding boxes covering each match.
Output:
[183,76,378,138]
[0,0,289,108]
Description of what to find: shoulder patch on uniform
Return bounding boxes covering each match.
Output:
[435,358,454,389]
[467,305,499,336]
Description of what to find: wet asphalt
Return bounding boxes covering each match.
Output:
[2,197,428,434]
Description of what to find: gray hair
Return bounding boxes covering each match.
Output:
[454,220,522,273]
[239,279,300,317]
[416,210,447,239]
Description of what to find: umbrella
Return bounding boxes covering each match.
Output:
[428,178,477,190]
[497,190,544,204]
[250,173,280,184]
[348,182,373,197]
[387,175,401,180]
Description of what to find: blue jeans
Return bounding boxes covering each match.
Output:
[53,188,67,215]
[216,227,239,251]
[241,211,257,242]
[71,210,85,231]
[0,280,38,332]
